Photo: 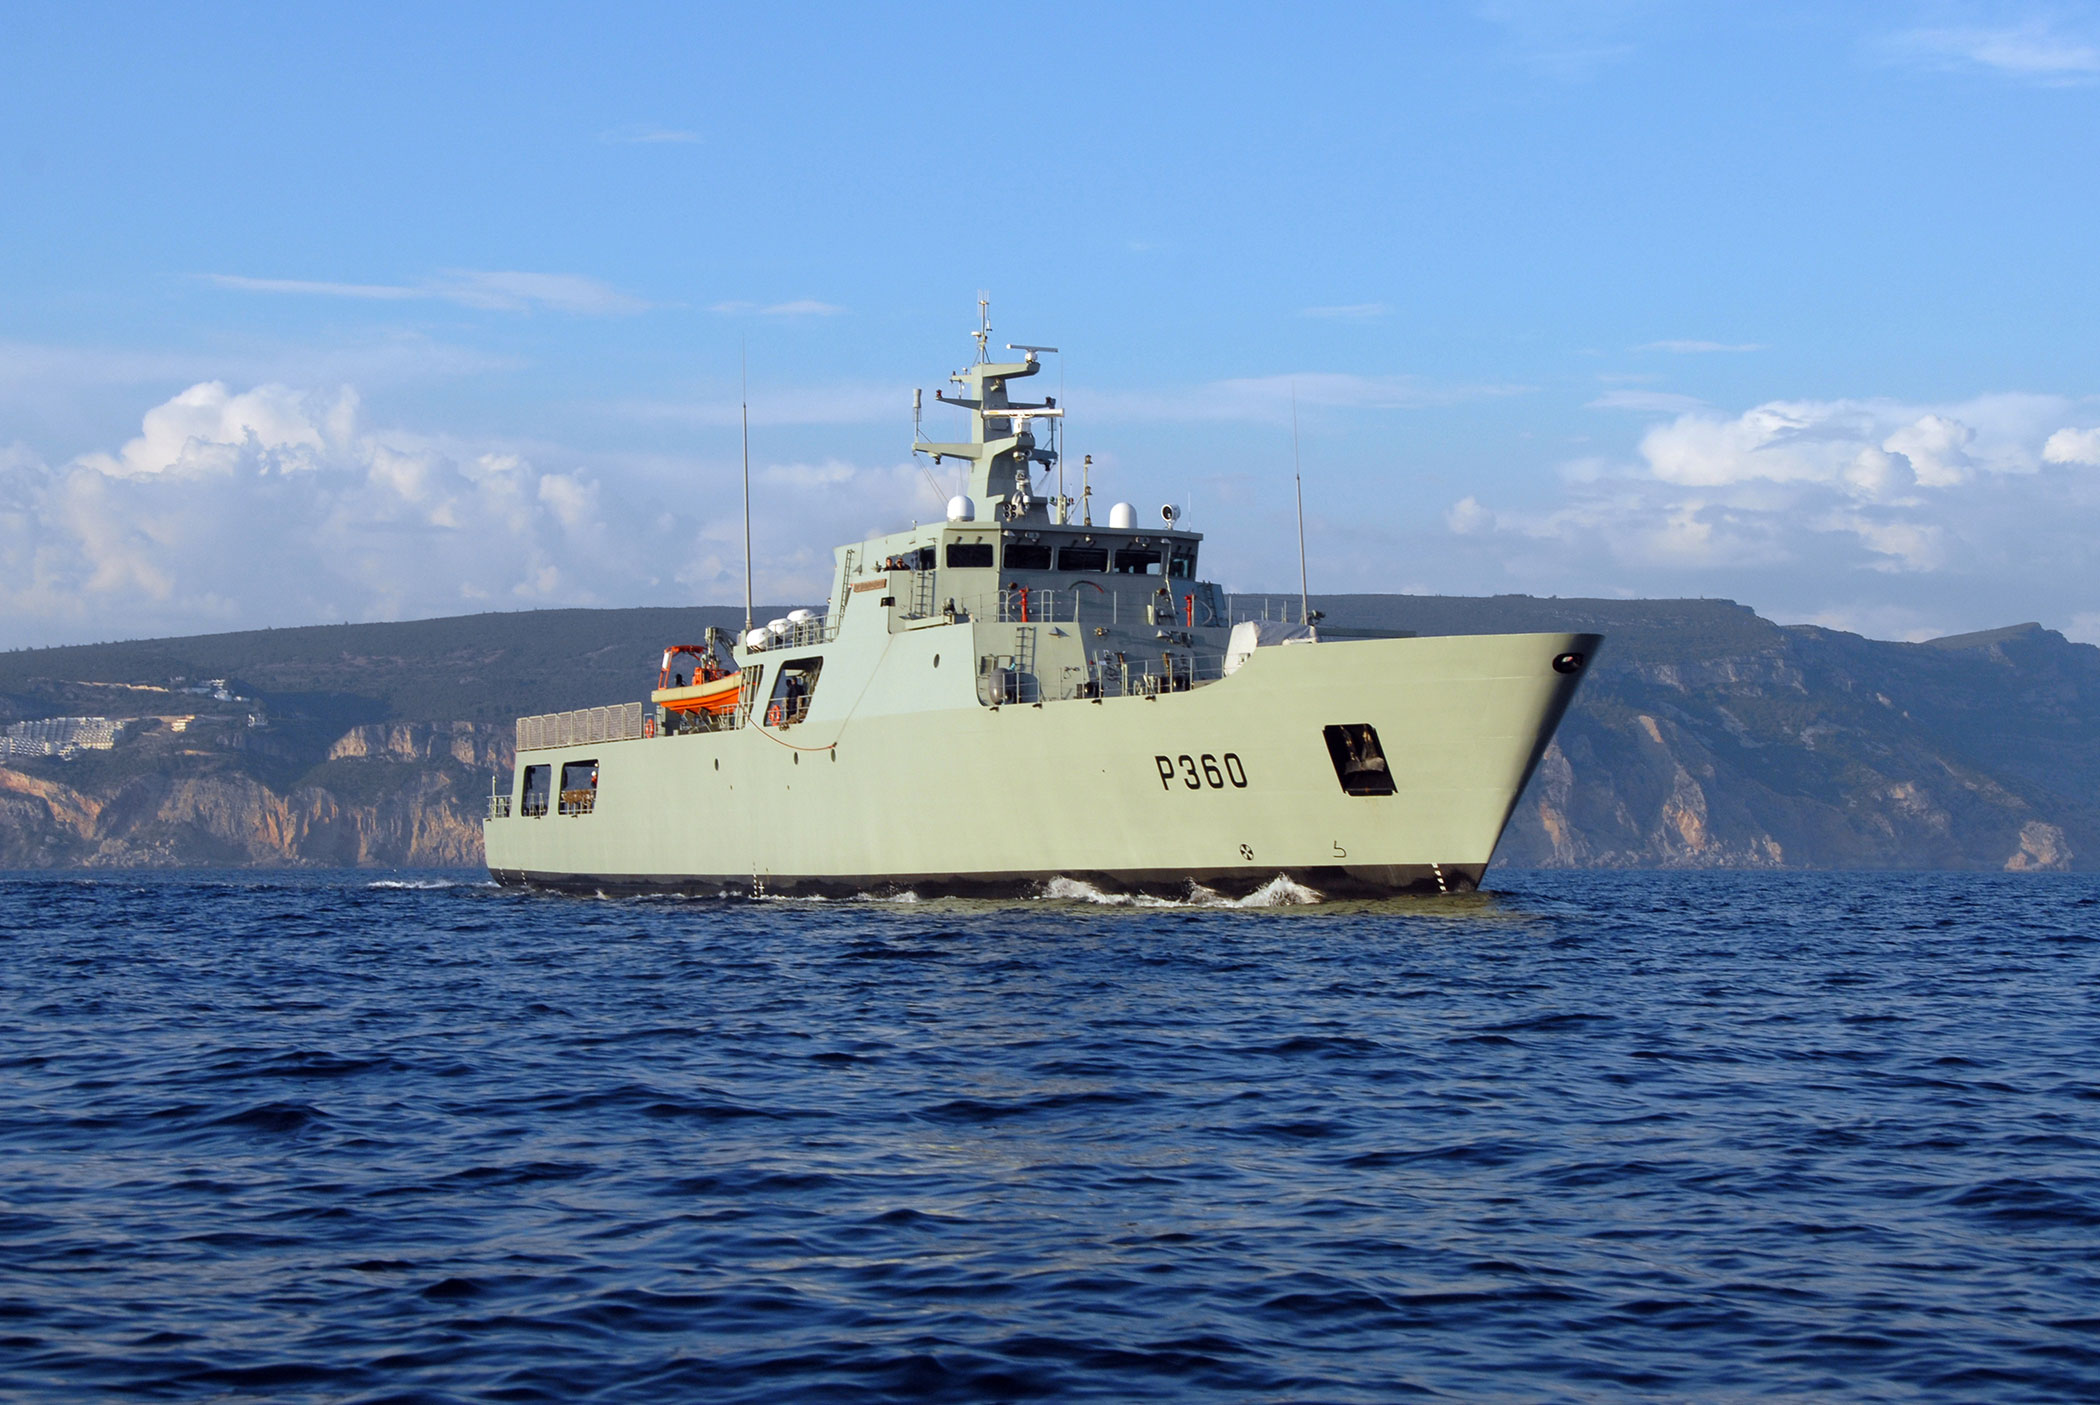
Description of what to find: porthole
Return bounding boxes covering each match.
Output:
[933,653,941,668]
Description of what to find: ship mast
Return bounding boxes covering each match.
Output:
[913,296,1064,523]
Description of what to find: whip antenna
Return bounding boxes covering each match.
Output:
[1293,383,1311,629]
[741,340,754,635]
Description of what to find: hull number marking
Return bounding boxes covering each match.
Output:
[1155,753,1248,791]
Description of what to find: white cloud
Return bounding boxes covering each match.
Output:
[1883,20,2100,82]
[1301,303,1389,320]
[1445,390,2100,591]
[204,269,650,315]
[1637,339,1765,354]
[0,381,938,647]
[1446,496,1494,534]
[709,299,846,317]
[1588,389,1706,413]
[2044,425,2100,464]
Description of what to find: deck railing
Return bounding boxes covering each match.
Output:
[743,613,838,652]
[978,651,1234,706]
[516,701,647,753]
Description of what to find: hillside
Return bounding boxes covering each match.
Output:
[1,598,2093,871]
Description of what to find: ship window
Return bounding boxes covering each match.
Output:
[910,545,935,570]
[946,542,995,569]
[765,658,823,727]
[1169,548,1197,578]
[1113,547,1162,574]
[520,764,551,818]
[559,759,599,815]
[1057,545,1108,572]
[1323,724,1395,797]
[1003,542,1052,571]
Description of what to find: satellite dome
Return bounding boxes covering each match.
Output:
[1108,501,1136,529]
[946,495,976,522]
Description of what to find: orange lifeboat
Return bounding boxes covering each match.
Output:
[651,645,742,717]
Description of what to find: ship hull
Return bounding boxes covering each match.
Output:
[484,629,1599,900]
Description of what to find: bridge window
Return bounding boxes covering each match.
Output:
[946,542,995,569]
[1113,547,1162,574]
[1169,547,1197,578]
[1003,542,1052,571]
[1057,545,1108,572]
[765,658,824,727]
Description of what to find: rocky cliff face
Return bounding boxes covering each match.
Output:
[1489,620,2093,871]
[0,722,509,869]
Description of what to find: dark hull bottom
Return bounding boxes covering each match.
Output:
[486,864,1487,901]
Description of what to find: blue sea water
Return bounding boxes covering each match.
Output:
[2,871,2098,1402]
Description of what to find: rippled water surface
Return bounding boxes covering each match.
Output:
[3,871,2099,1402]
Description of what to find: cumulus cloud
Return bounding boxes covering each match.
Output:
[204,270,650,315]
[2044,425,2100,464]
[1443,391,2100,611]
[0,382,933,647]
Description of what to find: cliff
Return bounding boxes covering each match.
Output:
[1,599,2094,870]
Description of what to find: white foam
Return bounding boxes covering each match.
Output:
[1038,874,1324,907]
[1224,873,1325,907]
[366,878,463,890]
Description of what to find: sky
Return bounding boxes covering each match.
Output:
[3,1,2099,648]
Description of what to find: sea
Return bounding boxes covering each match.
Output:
[2,870,2097,1403]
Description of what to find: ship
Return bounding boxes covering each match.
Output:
[484,307,1600,898]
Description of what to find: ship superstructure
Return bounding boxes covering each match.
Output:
[484,309,1599,897]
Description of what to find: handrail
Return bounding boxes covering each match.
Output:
[741,612,839,652]
[517,701,646,752]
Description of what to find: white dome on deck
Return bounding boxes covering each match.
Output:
[1108,502,1136,529]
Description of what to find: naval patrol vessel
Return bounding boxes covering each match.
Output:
[484,313,1600,898]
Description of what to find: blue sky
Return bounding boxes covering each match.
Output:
[5,2,2100,646]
